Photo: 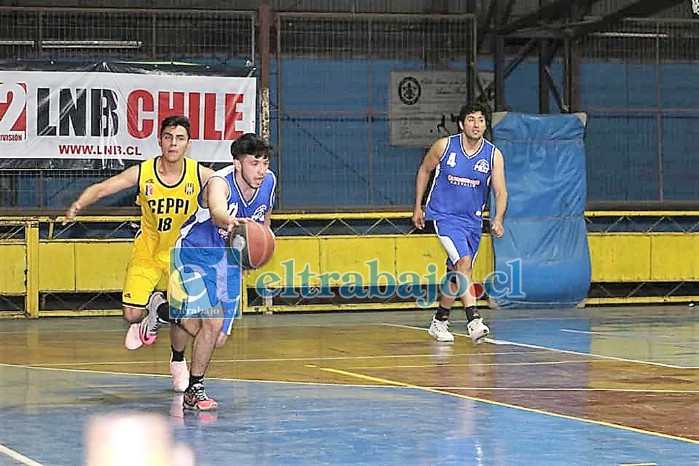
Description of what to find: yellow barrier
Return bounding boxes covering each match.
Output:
[0,213,697,317]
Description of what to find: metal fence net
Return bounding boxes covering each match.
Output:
[0,8,254,62]
[274,13,477,208]
[1,8,697,208]
[579,18,699,201]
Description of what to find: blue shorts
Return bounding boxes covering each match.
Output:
[432,219,483,268]
[170,247,241,335]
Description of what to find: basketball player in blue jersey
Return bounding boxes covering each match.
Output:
[412,102,508,344]
[160,133,276,411]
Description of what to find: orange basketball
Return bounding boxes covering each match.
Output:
[227,221,276,269]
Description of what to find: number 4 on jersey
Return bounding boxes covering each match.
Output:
[446,152,457,167]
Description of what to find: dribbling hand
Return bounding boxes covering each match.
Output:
[224,216,248,232]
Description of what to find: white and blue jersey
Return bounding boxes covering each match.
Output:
[425,135,496,266]
[171,166,276,334]
[425,134,495,224]
[178,165,276,250]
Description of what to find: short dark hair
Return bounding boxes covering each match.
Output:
[160,115,191,139]
[230,133,273,160]
[457,102,491,124]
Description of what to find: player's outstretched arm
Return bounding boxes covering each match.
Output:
[490,148,508,238]
[63,165,139,224]
[412,137,447,230]
[206,176,242,231]
[199,165,215,186]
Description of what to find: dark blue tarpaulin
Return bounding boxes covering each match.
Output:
[489,112,591,308]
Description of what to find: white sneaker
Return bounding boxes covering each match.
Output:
[428,317,454,343]
[467,317,489,344]
[170,359,189,393]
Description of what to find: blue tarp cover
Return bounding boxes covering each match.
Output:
[489,113,591,308]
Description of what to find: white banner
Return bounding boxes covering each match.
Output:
[389,70,469,147]
[0,71,256,162]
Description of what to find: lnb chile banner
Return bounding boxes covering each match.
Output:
[0,71,256,163]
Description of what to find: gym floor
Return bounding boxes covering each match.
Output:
[0,305,697,465]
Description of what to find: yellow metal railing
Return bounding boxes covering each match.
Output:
[0,212,697,317]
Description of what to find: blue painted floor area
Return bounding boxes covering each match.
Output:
[482,306,699,367]
[0,364,697,466]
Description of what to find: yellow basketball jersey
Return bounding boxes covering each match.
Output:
[135,156,202,268]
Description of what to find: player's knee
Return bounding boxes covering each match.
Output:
[177,318,199,337]
[455,258,472,272]
[122,307,144,323]
[202,317,224,335]
[214,333,228,348]
[446,269,469,285]
[454,265,473,282]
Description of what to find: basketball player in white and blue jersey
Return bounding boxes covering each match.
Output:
[412,102,508,344]
[169,133,276,411]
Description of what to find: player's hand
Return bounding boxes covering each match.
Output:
[223,216,248,232]
[491,219,505,238]
[412,207,425,230]
[63,202,81,225]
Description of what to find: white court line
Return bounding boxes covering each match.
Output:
[384,323,699,369]
[6,359,697,394]
[0,329,128,335]
[0,443,43,466]
[351,359,604,369]
[411,387,699,393]
[13,350,553,367]
[561,328,678,339]
[3,361,696,395]
[0,361,390,389]
[486,337,699,370]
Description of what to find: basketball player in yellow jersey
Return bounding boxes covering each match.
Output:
[64,115,213,352]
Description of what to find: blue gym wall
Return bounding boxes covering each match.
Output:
[270,58,698,208]
[8,58,698,209]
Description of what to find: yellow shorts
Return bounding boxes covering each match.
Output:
[122,240,169,309]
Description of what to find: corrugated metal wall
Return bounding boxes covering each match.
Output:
[3,0,472,13]
[3,0,696,18]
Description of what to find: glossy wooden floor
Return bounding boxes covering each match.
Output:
[0,306,697,465]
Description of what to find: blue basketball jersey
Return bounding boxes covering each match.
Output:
[177,165,276,249]
[425,134,495,224]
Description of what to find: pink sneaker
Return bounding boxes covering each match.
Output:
[183,383,218,411]
[138,317,158,346]
[124,323,143,350]
[170,359,189,393]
